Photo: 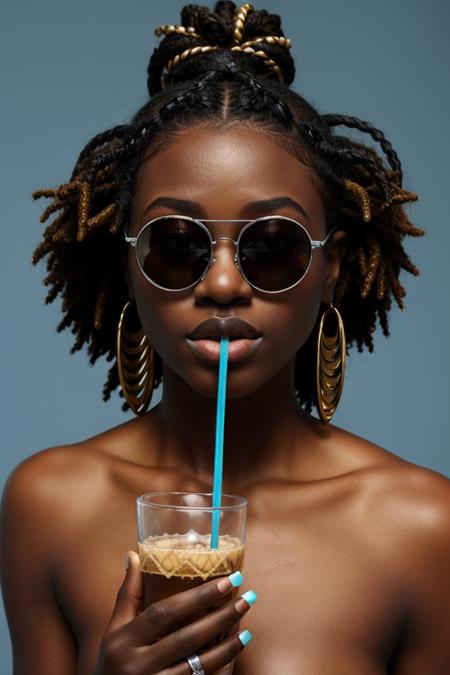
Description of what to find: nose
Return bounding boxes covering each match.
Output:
[193,237,253,305]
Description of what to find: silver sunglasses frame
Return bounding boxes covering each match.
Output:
[124,215,335,294]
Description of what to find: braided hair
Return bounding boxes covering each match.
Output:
[31,1,424,414]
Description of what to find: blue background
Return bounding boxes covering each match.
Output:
[1,1,449,670]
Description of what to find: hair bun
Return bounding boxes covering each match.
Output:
[147,1,296,96]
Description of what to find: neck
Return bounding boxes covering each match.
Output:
[152,358,315,492]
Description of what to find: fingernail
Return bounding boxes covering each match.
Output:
[238,629,253,647]
[241,590,258,606]
[217,570,243,594]
[229,571,243,587]
[234,589,257,614]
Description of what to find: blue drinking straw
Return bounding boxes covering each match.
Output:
[210,337,229,549]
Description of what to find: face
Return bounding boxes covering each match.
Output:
[124,123,346,399]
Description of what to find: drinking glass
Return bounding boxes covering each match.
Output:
[136,491,248,674]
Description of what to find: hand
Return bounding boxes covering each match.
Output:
[93,551,255,674]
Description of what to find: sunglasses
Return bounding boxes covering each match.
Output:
[124,215,335,294]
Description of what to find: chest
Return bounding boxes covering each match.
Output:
[55,485,401,674]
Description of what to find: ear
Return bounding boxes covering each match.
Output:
[119,238,134,300]
[321,230,348,304]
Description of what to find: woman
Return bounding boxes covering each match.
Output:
[1,1,449,673]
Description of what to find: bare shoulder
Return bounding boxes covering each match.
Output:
[363,454,450,542]
[368,458,450,559]
[346,442,450,668]
[321,421,450,545]
[0,413,154,525]
[0,452,81,573]
[0,442,120,674]
[329,424,450,593]
[326,420,449,487]
[349,427,450,525]
[1,437,118,529]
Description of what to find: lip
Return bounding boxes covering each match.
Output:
[186,337,263,364]
[187,317,262,341]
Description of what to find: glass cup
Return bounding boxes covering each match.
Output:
[136,491,248,674]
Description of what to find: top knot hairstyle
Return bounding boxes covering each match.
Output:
[31,1,424,414]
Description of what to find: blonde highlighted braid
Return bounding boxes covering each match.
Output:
[156,3,292,89]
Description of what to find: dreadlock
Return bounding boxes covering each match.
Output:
[31,1,424,414]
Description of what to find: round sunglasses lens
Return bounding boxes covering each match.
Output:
[136,218,210,290]
[239,218,312,291]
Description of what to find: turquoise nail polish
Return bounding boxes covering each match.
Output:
[228,570,243,587]
[241,589,257,606]
[238,629,253,646]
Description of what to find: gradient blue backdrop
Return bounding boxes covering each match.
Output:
[1,1,449,671]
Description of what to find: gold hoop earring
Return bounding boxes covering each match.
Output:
[116,300,154,416]
[316,302,346,424]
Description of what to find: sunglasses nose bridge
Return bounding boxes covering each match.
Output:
[210,236,239,265]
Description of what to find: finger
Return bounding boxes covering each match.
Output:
[146,589,256,671]
[167,629,253,675]
[129,570,244,645]
[106,551,144,634]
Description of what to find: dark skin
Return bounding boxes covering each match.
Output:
[1,123,450,674]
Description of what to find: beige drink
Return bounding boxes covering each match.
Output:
[138,529,245,670]
[139,530,245,606]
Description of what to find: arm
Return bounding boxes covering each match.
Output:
[0,452,78,675]
[387,468,450,674]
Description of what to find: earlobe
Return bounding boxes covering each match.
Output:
[322,230,348,304]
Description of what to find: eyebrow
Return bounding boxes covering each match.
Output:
[140,196,310,222]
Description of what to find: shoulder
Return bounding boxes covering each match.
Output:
[375,461,450,561]
[324,422,450,556]
[0,446,83,607]
[0,440,124,594]
[0,413,153,526]
[356,441,450,531]
[365,463,450,662]
[362,459,450,540]
[0,439,114,535]
[343,435,450,614]
[339,426,450,539]
[324,421,448,493]
[355,456,450,616]
[0,446,95,671]
[1,444,100,539]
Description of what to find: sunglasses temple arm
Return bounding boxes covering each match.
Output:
[124,233,137,247]
[311,227,337,248]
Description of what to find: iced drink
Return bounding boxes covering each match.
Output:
[136,492,248,674]
[138,529,245,605]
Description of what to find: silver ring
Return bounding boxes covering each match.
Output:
[187,653,206,674]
